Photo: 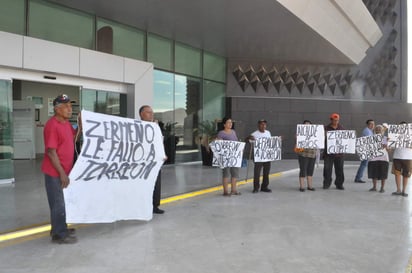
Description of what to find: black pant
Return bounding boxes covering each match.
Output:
[253,162,271,190]
[153,170,162,208]
[323,156,344,188]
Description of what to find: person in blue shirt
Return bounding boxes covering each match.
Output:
[354,119,375,183]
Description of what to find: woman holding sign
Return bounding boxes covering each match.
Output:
[217,117,241,196]
[367,125,388,193]
[295,120,317,192]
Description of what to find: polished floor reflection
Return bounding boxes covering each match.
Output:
[0,159,411,273]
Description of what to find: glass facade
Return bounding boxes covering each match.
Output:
[0,80,14,181]
[1,0,227,163]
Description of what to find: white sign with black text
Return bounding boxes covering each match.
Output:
[65,110,165,223]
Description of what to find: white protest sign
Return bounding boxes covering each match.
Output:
[253,136,282,162]
[387,123,412,148]
[296,124,325,149]
[209,140,245,168]
[326,130,357,154]
[356,134,385,160]
[64,110,165,223]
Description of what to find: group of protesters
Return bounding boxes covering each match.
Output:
[42,94,412,246]
[213,113,412,199]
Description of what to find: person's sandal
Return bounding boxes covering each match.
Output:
[223,192,231,197]
[231,191,241,195]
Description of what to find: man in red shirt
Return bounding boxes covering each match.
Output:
[42,94,79,244]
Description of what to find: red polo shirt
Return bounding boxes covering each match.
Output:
[41,116,76,177]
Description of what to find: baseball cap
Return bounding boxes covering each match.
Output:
[53,94,71,106]
[330,113,340,120]
[258,119,267,124]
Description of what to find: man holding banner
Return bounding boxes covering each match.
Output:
[139,105,166,214]
[248,119,273,193]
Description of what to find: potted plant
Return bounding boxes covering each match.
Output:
[195,120,217,166]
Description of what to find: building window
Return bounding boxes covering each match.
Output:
[28,0,94,49]
[96,17,145,60]
[175,43,201,77]
[148,34,173,71]
[81,89,127,117]
[203,80,225,122]
[203,51,226,83]
[0,0,25,35]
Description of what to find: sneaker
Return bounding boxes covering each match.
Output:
[369,188,377,192]
[51,234,77,244]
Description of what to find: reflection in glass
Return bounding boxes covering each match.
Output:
[0,80,14,181]
[81,89,126,117]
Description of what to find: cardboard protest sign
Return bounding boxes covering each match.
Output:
[356,134,385,160]
[209,140,245,168]
[326,130,356,154]
[64,110,165,223]
[387,123,412,148]
[253,136,282,162]
[296,124,325,149]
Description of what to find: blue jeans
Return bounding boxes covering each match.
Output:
[355,160,368,181]
[44,174,68,238]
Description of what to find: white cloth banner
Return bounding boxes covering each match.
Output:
[387,123,412,148]
[64,110,165,223]
[326,130,357,154]
[209,140,245,168]
[253,136,282,162]
[355,134,385,160]
[296,124,325,149]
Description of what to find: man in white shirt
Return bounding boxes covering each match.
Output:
[249,119,272,193]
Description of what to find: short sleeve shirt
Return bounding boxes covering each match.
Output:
[41,116,76,177]
[217,130,238,141]
[251,130,271,139]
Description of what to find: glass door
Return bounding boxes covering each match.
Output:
[0,79,14,184]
